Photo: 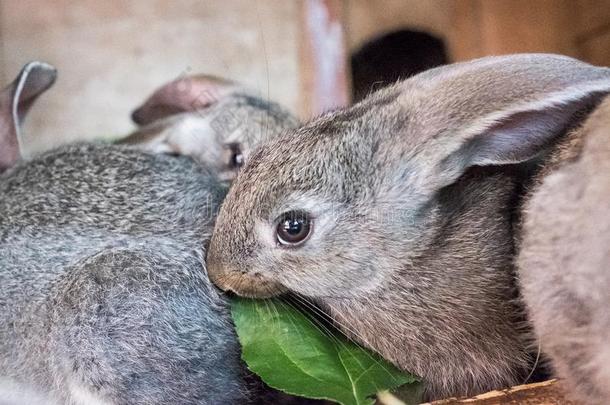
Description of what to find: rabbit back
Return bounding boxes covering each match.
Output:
[0,144,248,404]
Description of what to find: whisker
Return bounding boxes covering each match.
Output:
[336,253,370,267]
[263,298,282,341]
[291,294,371,346]
[523,342,542,384]
[288,295,402,382]
[282,296,380,377]
[254,0,270,142]
[282,297,340,344]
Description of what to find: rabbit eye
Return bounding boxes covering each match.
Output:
[231,151,244,168]
[225,142,244,169]
[276,211,313,247]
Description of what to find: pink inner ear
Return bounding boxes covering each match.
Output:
[469,90,610,167]
[132,75,237,126]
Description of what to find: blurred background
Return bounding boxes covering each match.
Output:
[1,0,609,154]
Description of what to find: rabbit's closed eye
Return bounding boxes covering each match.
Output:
[224,142,245,169]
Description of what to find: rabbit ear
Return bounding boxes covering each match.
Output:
[0,61,57,172]
[437,79,610,185]
[131,74,239,126]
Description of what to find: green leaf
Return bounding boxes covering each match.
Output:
[231,297,419,405]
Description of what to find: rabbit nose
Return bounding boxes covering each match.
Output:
[207,259,286,299]
[207,254,239,287]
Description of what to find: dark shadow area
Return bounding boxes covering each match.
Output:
[351,29,449,102]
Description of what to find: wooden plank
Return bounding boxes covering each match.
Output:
[424,380,579,405]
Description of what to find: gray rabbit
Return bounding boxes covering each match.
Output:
[0,65,298,404]
[118,74,298,182]
[1,144,249,404]
[518,96,610,404]
[207,54,610,401]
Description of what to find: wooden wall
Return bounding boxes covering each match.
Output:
[0,0,300,154]
[577,0,610,65]
[1,1,609,152]
[449,0,610,63]
[308,0,610,108]
[345,0,610,64]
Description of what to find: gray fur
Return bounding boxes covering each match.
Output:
[519,97,610,405]
[0,144,248,404]
[0,378,58,405]
[0,67,300,403]
[207,54,610,400]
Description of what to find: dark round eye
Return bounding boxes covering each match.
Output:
[225,142,244,169]
[276,211,313,246]
[231,151,244,168]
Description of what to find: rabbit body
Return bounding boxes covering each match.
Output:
[207,54,610,400]
[518,97,610,405]
[0,144,248,404]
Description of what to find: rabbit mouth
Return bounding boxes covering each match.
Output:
[209,270,287,299]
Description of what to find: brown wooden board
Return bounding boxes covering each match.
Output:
[422,380,579,405]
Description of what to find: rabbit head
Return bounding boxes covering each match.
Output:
[207,54,610,399]
[119,74,298,181]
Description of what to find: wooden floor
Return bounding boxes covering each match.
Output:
[425,380,579,405]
